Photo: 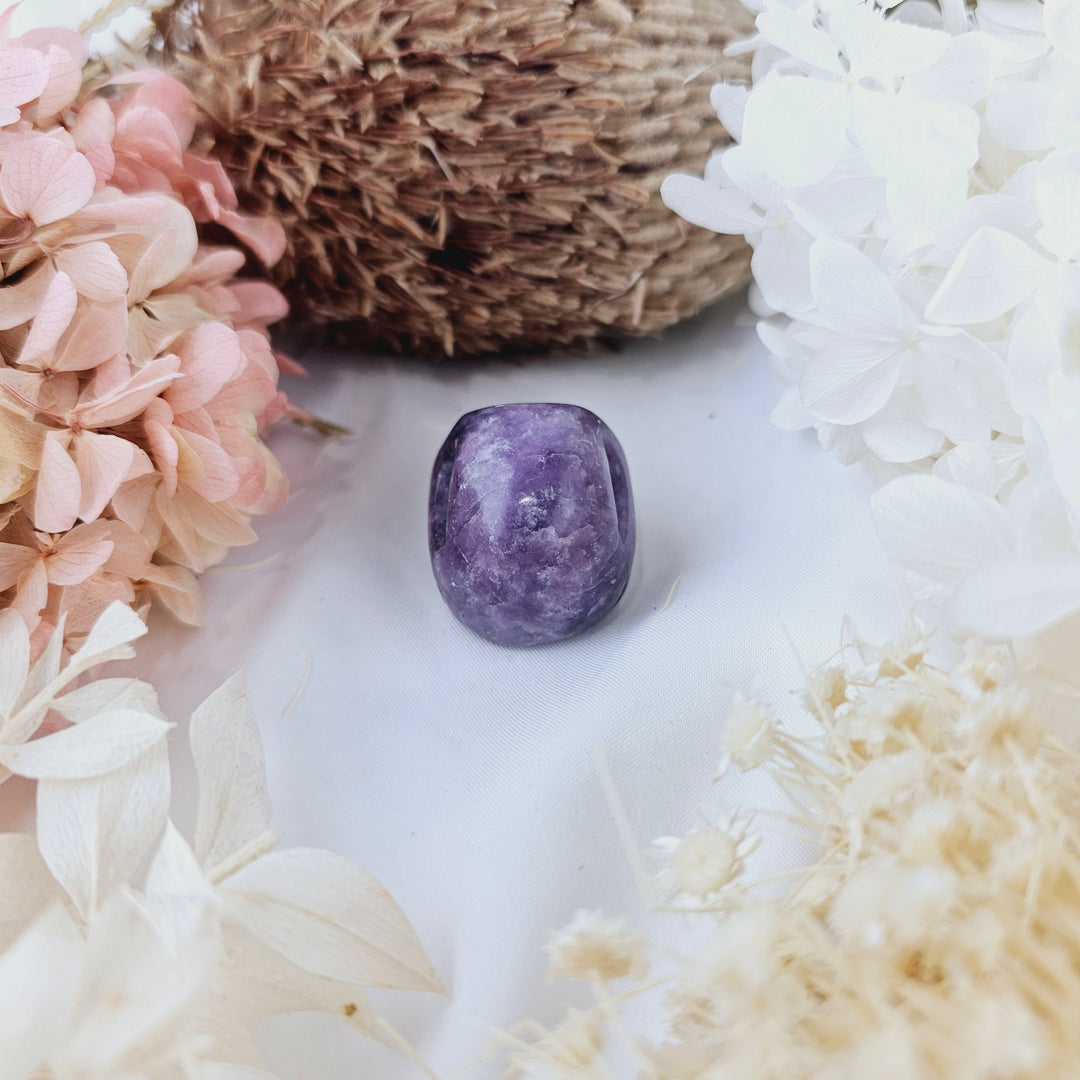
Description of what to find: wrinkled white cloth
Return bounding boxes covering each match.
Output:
[130,298,900,1077]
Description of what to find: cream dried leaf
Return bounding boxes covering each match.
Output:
[189,670,272,878]
[36,741,170,920]
[0,708,171,779]
[218,847,443,993]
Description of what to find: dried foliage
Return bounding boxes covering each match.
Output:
[508,636,1080,1079]
[146,0,753,356]
[0,601,442,1077]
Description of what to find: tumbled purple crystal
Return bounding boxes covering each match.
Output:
[429,403,635,646]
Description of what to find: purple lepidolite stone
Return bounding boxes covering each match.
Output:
[429,403,635,646]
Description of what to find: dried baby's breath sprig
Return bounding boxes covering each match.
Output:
[546,909,648,985]
[517,633,1080,1078]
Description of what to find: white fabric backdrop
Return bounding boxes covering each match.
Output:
[124,297,901,1077]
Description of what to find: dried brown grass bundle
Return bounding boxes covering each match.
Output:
[145,0,753,356]
[505,638,1080,1079]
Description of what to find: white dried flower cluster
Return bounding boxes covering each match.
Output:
[663,0,1080,646]
[509,636,1080,1078]
[545,909,648,984]
[0,602,440,1079]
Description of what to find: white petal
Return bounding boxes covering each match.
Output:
[932,443,1001,495]
[0,834,63,952]
[660,174,762,235]
[0,709,171,779]
[832,2,947,81]
[742,76,850,188]
[756,5,844,74]
[51,677,163,724]
[859,408,945,464]
[65,600,148,676]
[953,557,1080,637]
[60,889,219,1074]
[985,82,1056,152]
[0,608,29,722]
[146,820,214,899]
[37,743,170,919]
[190,671,272,876]
[211,922,386,1042]
[852,90,978,185]
[0,906,81,1080]
[770,385,814,432]
[219,847,443,992]
[752,223,813,314]
[903,31,1001,106]
[871,475,1015,586]
[1035,152,1080,260]
[925,227,1047,325]
[801,345,901,425]
[809,236,905,333]
[1045,0,1080,63]
[710,82,748,141]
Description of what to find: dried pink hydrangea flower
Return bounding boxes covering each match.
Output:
[0,16,292,659]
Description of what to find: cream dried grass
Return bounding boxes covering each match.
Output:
[508,642,1080,1079]
[144,0,753,356]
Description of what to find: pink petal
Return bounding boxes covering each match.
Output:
[45,531,114,586]
[84,352,129,399]
[111,474,158,536]
[0,261,54,330]
[12,559,47,628]
[141,563,204,625]
[81,140,115,186]
[55,240,128,303]
[16,29,88,66]
[17,269,76,364]
[126,203,199,299]
[72,430,135,522]
[71,98,116,147]
[125,444,154,480]
[217,208,287,266]
[51,298,128,373]
[275,351,307,378]
[174,427,240,502]
[72,191,163,226]
[72,354,181,429]
[173,246,245,288]
[25,38,86,119]
[115,105,183,171]
[229,281,289,328]
[112,71,195,147]
[98,519,153,577]
[0,46,50,124]
[0,135,95,226]
[32,429,79,534]
[0,541,37,590]
[167,322,244,414]
[145,404,179,497]
[178,152,237,214]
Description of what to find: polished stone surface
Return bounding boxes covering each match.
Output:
[429,403,635,645]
